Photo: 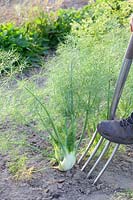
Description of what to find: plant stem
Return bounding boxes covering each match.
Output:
[76,99,90,151]
[25,87,66,155]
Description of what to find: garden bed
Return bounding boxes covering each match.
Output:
[0,1,133,200]
[0,65,133,199]
[0,120,133,200]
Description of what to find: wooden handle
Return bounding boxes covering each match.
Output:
[125,34,133,59]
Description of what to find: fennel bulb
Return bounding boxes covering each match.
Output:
[59,151,76,171]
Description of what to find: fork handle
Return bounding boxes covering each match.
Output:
[125,33,133,59]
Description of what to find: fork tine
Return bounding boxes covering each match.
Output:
[81,136,104,171]
[87,141,111,178]
[78,128,98,164]
[93,144,120,185]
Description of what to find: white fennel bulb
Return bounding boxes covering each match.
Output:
[59,151,76,171]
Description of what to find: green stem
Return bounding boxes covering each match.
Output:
[70,62,74,116]
[25,87,66,155]
[107,79,111,119]
[36,110,57,142]
[76,100,90,151]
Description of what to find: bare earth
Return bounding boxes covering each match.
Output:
[0,0,89,24]
[0,116,133,200]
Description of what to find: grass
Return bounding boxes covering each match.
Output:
[0,122,29,179]
[0,120,50,179]
[113,190,133,200]
[0,49,27,76]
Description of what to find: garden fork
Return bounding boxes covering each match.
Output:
[78,33,133,185]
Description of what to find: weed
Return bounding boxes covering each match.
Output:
[113,190,133,200]
[0,49,26,75]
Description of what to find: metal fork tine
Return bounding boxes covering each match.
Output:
[93,144,120,185]
[87,141,111,178]
[81,136,104,171]
[78,129,98,164]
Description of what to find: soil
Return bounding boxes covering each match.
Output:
[0,0,89,24]
[0,120,133,200]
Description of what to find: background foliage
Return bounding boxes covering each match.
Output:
[0,0,132,66]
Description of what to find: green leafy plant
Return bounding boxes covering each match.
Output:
[0,125,30,179]
[0,23,48,64]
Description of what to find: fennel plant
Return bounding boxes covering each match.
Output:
[26,62,89,171]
